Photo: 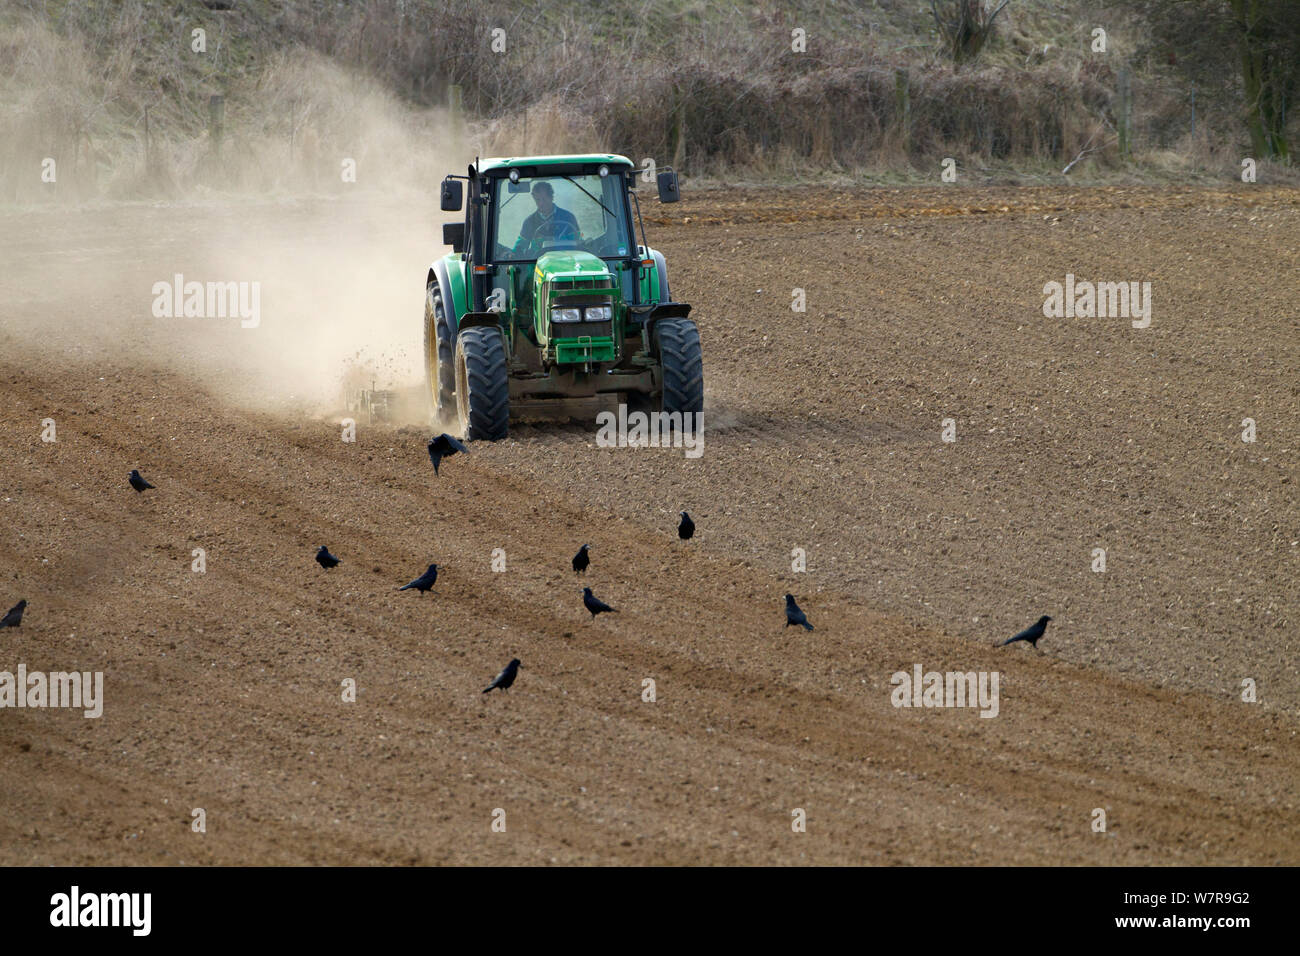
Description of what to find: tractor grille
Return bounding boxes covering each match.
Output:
[555,278,607,292]
[553,321,612,339]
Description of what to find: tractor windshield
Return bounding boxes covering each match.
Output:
[492,172,632,263]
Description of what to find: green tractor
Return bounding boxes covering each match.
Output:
[424,154,703,439]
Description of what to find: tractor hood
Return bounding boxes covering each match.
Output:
[532,249,610,284]
[532,250,622,365]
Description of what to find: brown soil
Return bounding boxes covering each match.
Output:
[0,185,1297,865]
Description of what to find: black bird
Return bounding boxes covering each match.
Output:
[572,544,590,574]
[678,511,695,540]
[582,586,617,619]
[785,594,814,631]
[315,546,341,569]
[0,599,26,628]
[427,433,470,475]
[1000,615,1052,649]
[398,563,438,595]
[128,469,154,493]
[483,658,521,694]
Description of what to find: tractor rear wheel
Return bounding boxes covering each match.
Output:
[424,284,455,418]
[655,318,704,416]
[455,325,509,441]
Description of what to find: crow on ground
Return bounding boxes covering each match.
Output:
[785,594,814,631]
[1000,615,1052,649]
[128,470,154,493]
[427,433,470,475]
[0,599,26,628]
[398,563,438,595]
[315,546,341,569]
[678,511,695,540]
[483,658,521,693]
[582,587,617,619]
[572,544,590,574]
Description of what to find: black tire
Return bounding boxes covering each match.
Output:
[655,318,704,416]
[424,283,455,416]
[455,325,509,441]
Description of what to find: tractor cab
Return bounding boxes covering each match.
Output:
[491,169,631,261]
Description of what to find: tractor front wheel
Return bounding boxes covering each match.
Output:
[455,325,509,441]
[424,284,455,419]
[655,318,704,416]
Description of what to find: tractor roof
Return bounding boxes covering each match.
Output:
[476,154,634,175]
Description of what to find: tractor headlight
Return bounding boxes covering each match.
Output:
[584,305,612,322]
[551,307,581,323]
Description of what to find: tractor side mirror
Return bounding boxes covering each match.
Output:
[443,222,465,253]
[656,169,680,204]
[440,178,463,211]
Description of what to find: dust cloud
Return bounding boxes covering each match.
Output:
[0,34,484,425]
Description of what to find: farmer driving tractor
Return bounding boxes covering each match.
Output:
[514,180,581,256]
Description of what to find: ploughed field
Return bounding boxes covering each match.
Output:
[0,184,1296,864]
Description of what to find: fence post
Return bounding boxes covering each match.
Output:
[448,84,464,154]
[895,68,911,154]
[1117,68,1132,160]
[671,107,686,170]
[208,94,225,155]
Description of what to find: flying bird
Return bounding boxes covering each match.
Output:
[398,563,438,595]
[785,594,814,631]
[427,433,469,475]
[0,599,26,628]
[582,586,617,619]
[483,658,521,694]
[678,511,695,540]
[128,470,154,493]
[1000,615,1052,648]
[572,544,590,574]
[315,546,341,569]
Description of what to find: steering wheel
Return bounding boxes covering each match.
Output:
[549,219,579,242]
[508,220,585,258]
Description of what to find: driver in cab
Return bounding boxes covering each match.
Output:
[515,180,580,255]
